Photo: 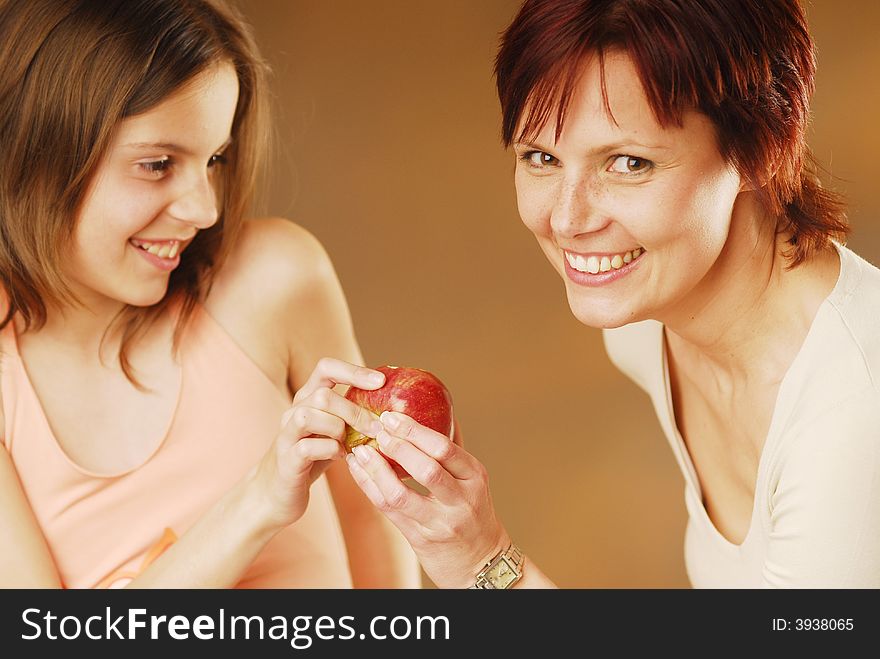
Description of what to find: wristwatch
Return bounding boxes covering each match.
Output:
[469,544,525,589]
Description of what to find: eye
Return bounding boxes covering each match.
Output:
[208,153,227,168]
[519,150,559,168]
[138,157,172,176]
[608,155,652,175]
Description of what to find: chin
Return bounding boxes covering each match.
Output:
[122,285,170,308]
[566,292,646,329]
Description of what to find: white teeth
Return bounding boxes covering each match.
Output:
[564,248,644,274]
[132,239,180,259]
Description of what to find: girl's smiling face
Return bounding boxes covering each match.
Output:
[514,50,744,329]
[66,62,239,310]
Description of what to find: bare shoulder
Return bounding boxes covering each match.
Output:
[209,217,338,319]
[205,218,353,395]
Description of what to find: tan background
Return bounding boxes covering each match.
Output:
[235,0,880,587]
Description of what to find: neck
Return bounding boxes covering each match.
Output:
[659,195,839,386]
[18,291,128,362]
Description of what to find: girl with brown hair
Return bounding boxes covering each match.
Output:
[0,0,417,588]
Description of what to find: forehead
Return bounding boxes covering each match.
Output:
[114,63,239,147]
[524,50,715,148]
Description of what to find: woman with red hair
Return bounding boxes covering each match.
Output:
[346,0,880,588]
[0,0,418,589]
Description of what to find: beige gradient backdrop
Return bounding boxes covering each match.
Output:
[235,0,880,587]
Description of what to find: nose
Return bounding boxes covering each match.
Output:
[167,173,219,229]
[550,175,609,239]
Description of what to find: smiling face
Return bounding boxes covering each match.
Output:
[514,51,744,329]
[65,62,239,310]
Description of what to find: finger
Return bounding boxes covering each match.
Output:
[293,438,345,462]
[451,416,463,448]
[345,455,420,534]
[299,386,383,440]
[350,444,430,519]
[280,406,346,443]
[374,430,461,502]
[345,454,391,508]
[293,358,385,403]
[279,438,345,477]
[379,412,476,479]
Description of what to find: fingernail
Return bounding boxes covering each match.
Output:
[369,419,384,437]
[369,372,385,386]
[352,445,370,464]
[380,411,399,429]
[345,454,357,470]
[375,430,391,448]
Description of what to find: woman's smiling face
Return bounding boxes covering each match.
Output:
[513,50,744,329]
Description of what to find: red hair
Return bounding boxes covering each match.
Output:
[495,0,847,265]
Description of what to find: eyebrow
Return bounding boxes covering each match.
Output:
[122,137,233,155]
[514,139,670,154]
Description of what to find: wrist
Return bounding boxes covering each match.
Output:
[467,537,525,590]
[238,464,288,541]
[471,533,511,578]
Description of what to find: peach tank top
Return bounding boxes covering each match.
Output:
[0,300,352,588]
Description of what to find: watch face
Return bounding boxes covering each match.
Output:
[486,556,519,589]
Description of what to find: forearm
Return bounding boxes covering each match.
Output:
[126,468,280,589]
[326,459,421,588]
[512,558,557,589]
[343,510,422,588]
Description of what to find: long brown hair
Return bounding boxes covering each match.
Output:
[0,0,270,386]
[495,0,847,266]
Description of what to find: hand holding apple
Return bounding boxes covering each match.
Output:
[345,406,517,588]
[344,365,454,479]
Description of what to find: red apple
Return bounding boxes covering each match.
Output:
[344,365,455,479]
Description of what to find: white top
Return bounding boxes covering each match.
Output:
[603,243,880,587]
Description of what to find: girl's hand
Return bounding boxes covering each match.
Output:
[253,357,386,528]
[345,412,510,588]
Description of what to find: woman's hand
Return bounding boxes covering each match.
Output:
[345,412,510,588]
[252,357,386,530]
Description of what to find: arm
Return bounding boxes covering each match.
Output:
[325,459,421,587]
[144,219,421,588]
[271,219,420,588]
[0,409,296,589]
[1,221,414,589]
[346,411,558,588]
[131,357,391,588]
[0,444,62,587]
